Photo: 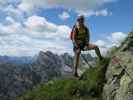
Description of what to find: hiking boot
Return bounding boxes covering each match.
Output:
[99,56,104,61]
[96,56,105,64]
[73,72,79,78]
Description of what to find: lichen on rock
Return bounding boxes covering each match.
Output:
[103,30,133,100]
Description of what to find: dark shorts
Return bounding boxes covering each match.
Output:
[73,42,86,52]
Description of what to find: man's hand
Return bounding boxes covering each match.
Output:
[73,41,79,48]
[76,48,81,54]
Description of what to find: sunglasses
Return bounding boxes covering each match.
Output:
[77,19,84,22]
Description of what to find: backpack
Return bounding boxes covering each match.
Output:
[69,25,75,40]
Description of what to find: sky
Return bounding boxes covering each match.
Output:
[0,0,132,56]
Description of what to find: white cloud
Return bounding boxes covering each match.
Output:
[91,32,127,57]
[18,0,116,15]
[24,15,71,39]
[5,16,15,24]
[0,0,119,56]
[4,5,24,22]
[95,9,112,16]
[59,11,70,20]
[0,13,126,57]
[25,15,57,32]
[18,0,34,12]
[0,0,8,8]
[95,40,107,48]
[89,40,108,56]
[78,9,112,17]
[108,32,127,46]
[0,22,22,36]
[0,15,72,56]
[0,1,23,21]
[0,13,127,57]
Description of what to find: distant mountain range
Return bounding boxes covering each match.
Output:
[0,56,33,64]
[0,51,95,100]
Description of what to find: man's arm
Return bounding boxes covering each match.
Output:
[72,27,79,48]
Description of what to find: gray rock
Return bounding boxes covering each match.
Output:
[103,30,133,100]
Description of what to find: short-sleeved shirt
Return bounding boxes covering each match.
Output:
[73,25,89,43]
[73,25,90,51]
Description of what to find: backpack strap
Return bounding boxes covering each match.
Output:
[72,25,78,36]
[85,26,89,35]
[84,26,90,43]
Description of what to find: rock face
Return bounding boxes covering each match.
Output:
[103,30,133,100]
[31,51,73,83]
[0,62,35,100]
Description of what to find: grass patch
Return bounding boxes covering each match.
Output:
[16,58,110,100]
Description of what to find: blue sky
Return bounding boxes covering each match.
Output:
[0,0,132,56]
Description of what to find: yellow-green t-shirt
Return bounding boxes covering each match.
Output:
[76,28,88,42]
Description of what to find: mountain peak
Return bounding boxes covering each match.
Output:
[121,30,133,51]
[39,51,54,57]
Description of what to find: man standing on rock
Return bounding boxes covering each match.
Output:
[70,15,103,77]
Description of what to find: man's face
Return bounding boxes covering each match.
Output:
[77,19,84,26]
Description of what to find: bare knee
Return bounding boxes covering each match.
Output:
[75,48,81,54]
[94,45,99,49]
[86,43,99,50]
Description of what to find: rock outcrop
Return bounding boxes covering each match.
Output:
[103,30,133,100]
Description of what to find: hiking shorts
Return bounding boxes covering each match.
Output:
[73,42,86,52]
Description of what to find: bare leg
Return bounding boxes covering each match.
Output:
[74,48,81,77]
[85,43,103,60]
